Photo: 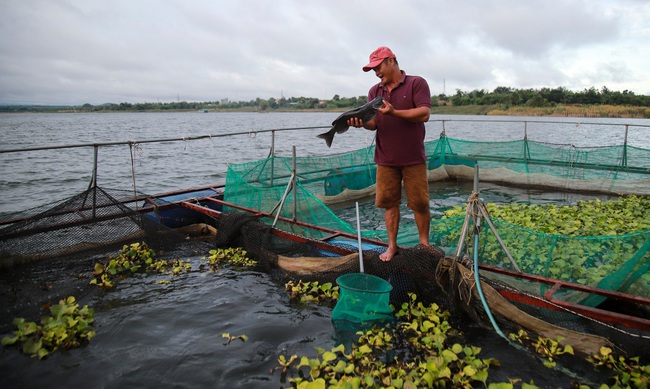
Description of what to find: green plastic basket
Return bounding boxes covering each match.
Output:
[332,273,393,324]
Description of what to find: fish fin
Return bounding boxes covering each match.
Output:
[334,122,350,134]
[317,131,334,147]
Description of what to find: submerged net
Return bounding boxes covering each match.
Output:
[0,185,214,331]
[211,211,649,359]
[211,212,447,319]
[0,186,206,267]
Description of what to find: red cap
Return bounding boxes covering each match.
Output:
[362,46,396,72]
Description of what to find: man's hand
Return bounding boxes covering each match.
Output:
[377,100,393,115]
[347,100,388,129]
[347,117,365,128]
[383,102,430,123]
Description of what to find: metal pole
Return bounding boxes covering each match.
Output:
[523,122,531,171]
[623,124,629,168]
[129,142,138,201]
[524,121,528,140]
[272,146,297,227]
[272,172,293,227]
[91,144,98,189]
[454,202,473,258]
[292,146,297,221]
[356,201,364,273]
[473,163,480,257]
[92,145,98,218]
[270,130,275,186]
[477,204,522,272]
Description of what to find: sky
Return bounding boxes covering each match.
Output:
[1,0,648,105]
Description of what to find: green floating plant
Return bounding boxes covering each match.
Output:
[441,196,650,286]
[277,293,502,388]
[587,346,650,389]
[285,280,339,305]
[90,242,191,288]
[202,247,257,271]
[508,329,574,368]
[443,196,650,236]
[2,296,95,359]
[221,332,248,346]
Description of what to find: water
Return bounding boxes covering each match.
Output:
[1,112,649,388]
[1,112,648,215]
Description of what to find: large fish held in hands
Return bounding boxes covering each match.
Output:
[317,96,384,147]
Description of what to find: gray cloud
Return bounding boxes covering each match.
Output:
[0,0,648,105]
[472,0,621,57]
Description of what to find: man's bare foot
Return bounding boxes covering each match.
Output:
[379,246,398,262]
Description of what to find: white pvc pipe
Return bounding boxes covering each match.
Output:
[355,201,364,273]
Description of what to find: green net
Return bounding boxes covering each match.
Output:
[429,216,650,305]
[332,273,394,326]
[224,135,650,305]
[426,137,650,194]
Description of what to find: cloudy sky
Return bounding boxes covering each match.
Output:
[1,0,648,105]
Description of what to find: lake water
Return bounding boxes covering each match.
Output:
[1,112,648,215]
[1,112,649,388]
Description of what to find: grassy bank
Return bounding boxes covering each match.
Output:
[431,104,650,118]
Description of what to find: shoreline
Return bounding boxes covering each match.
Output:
[431,104,650,118]
[1,104,649,119]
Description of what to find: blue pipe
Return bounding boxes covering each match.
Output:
[473,232,507,340]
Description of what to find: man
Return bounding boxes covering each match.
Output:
[347,46,432,262]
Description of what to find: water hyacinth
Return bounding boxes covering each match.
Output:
[2,296,95,359]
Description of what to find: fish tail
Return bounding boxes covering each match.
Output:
[317,131,334,147]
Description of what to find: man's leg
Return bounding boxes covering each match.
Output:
[380,206,400,262]
[414,206,431,246]
[375,165,402,262]
[404,163,431,246]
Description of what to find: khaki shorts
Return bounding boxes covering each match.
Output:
[375,163,429,212]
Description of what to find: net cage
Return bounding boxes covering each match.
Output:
[222,134,650,356]
[0,186,647,360]
[430,214,650,304]
[1,133,649,361]
[211,212,648,358]
[223,135,650,295]
[0,185,214,330]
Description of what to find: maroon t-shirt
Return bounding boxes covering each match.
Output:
[368,72,431,166]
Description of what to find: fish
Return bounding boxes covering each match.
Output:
[317,96,384,147]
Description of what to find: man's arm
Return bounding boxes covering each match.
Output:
[347,99,430,129]
[379,101,430,122]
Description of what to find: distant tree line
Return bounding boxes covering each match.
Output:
[100,96,338,111]
[441,86,649,107]
[1,86,647,113]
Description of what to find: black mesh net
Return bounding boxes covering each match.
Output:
[0,186,199,266]
[212,211,448,309]
[212,211,649,359]
[0,186,212,330]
